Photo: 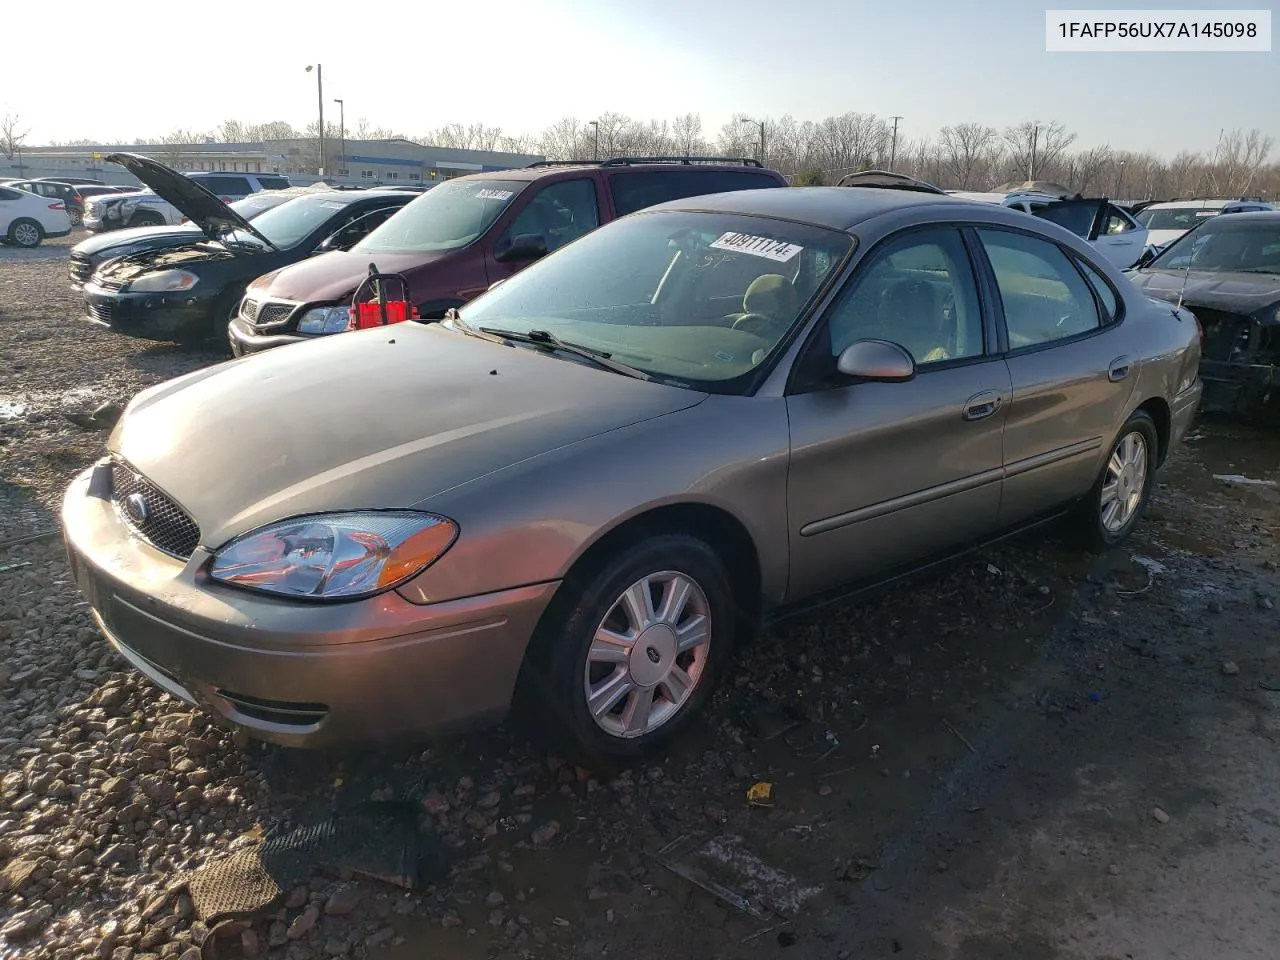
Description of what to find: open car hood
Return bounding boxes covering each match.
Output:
[105,153,271,248]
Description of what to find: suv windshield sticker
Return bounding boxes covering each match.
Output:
[475,188,515,201]
[709,232,803,263]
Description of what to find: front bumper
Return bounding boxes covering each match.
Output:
[83,282,219,341]
[61,465,557,748]
[227,315,309,356]
[1199,359,1278,414]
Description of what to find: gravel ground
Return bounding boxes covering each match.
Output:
[3,243,1279,960]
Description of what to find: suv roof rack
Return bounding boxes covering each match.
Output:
[525,156,763,169]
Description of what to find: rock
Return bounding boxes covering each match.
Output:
[287,905,319,940]
[486,890,505,907]
[1108,864,1121,876]
[488,910,505,927]
[101,777,130,800]
[268,922,288,948]
[366,927,394,948]
[285,885,310,909]
[1222,661,1240,676]
[0,855,39,893]
[1207,599,1224,614]
[441,913,463,929]
[324,936,349,956]
[892,653,912,667]
[421,792,449,815]
[324,885,361,916]
[1,903,54,940]
[531,820,560,845]
[731,762,751,779]
[11,792,38,811]
[1259,596,1275,611]
[477,789,502,809]
[587,886,609,901]
[1152,807,1171,824]
[817,784,834,797]
[240,928,261,957]
[98,842,138,868]
[646,766,664,781]
[179,950,201,960]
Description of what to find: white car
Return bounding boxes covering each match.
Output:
[0,183,73,248]
[83,167,293,233]
[1134,198,1276,250]
[946,190,1149,269]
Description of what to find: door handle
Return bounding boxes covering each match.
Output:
[1108,356,1132,382]
[963,391,1003,422]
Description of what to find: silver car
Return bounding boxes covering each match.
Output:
[62,187,1204,759]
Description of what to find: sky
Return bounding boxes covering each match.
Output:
[3,0,1276,157]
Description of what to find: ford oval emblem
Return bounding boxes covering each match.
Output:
[124,493,149,525]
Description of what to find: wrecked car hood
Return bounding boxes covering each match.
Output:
[105,152,259,244]
[108,322,707,548]
[96,244,235,284]
[1127,269,1280,317]
[73,223,201,257]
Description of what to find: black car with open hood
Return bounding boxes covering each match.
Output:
[80,155,416,343]
[1128,211,1280,418]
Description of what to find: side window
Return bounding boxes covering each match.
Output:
[498,178,599,253]
[1103,205,1134,234]
[1075,258,1119,323]
[331,206,398,246]
[978,229,1102,349]
[256,176,291,190]
[823,228,984,366]
[0,187,19,201]
[609,170,779,217]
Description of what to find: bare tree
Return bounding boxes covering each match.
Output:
[671,113,706,156]
[937,123,1000,189]
[1003,120,1077,182]
[258,121,298,142]
[2,114,29,160]
[537,116,589,160]
[1210,128,1275,196]
[1067,145,1113,194]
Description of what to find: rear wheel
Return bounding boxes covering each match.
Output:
[520,534,737,762]
[1074,410,1158,550]
[9,219,43,248]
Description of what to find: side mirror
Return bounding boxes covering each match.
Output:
[316,230,350,254]
[836,339,916,382]
[1134,246,1158,269]
[494,233,548,263]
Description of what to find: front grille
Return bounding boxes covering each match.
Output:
[240,298,259,322]
[253,303,295,329]
[110,461,201,560]
[87,301,114,325]
[70,252,93,284]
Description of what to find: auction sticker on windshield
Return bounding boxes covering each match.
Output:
[709,232,803,262]
[475,188,515,201]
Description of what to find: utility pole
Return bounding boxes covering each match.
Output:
[305,64,324,176]
[333,98,345,179]
[1028,120,1041,181]
[743,117,766,164]
[888,116,903,171]
[590,120,599,161]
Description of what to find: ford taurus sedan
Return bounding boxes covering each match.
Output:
[62,187,1203,760]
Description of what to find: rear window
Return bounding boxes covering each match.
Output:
[256,175,291,191]
[1033,202,1096,238]
[193,175,253,196]
[609,169,782,217]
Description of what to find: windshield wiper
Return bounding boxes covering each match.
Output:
[477,326,654,381]
[1236,267,1280,274]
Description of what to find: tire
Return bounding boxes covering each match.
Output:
[8,218,43,248]
[520,534,738,763]
[128,213,164,228]
[1074,410,1158,551]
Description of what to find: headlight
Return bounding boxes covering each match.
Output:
[208,511,458,600]
[297,305,353,334]
[128,270,198,293]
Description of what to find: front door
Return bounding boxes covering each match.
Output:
[484,177,602,289]
[785,226,1010,600]
[972,227,1137,525]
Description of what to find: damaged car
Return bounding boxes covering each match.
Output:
[1128,211,1280,418]
[82,154,415,343]
[62,187,1202,758]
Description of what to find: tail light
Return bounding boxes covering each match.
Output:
[48,202,65,210]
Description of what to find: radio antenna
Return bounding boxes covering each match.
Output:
[1173,227,1199,313]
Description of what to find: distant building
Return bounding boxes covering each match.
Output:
[1,138,544,186]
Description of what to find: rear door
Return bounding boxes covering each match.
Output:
[1091,203,1147,268]
[784,226,1010,598]
[973,227,1135,526]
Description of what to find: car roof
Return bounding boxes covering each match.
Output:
[647,186,999,233]
[1195,210,1280,226]
[452,160,779,185]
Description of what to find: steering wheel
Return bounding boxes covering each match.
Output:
[731,313,787,339]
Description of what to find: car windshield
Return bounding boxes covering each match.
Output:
[1151,221,1280,274]
[1136,207,1219,230]
[230,194,288,219]
[221,194,357,249]
[353,178,525,254]
[454,210,853,390]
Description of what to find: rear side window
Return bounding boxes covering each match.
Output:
[256,175,291,190]
[609,170,782,217]
[1075,258,1119,322]
[194,175,252,195]
[0,187,20,201]
[978,229,1102,349]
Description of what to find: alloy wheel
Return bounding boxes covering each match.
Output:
[1100,430,1148,532]
[12,222,40,247]
[583,570,712,739]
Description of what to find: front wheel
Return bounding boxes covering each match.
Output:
[1075,410,1158,550]
[8,218,43,248]
[522,534,737,762]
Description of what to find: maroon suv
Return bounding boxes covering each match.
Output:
[227,157,788,355]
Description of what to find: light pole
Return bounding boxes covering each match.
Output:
[888,115,903,171]
[305,64,324,176]
[1028,120,1042,181]
[1115,158,1126,200]
[743,117,765,164]
[333,98,345,179]
[589,120,599,161]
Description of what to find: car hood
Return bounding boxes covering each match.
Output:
[1128,268,1280,317]
[248,248,454,304]
[108,322,707,547]
[105,152,258,244]
[96,243,236,283]
[73,223,201,256]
